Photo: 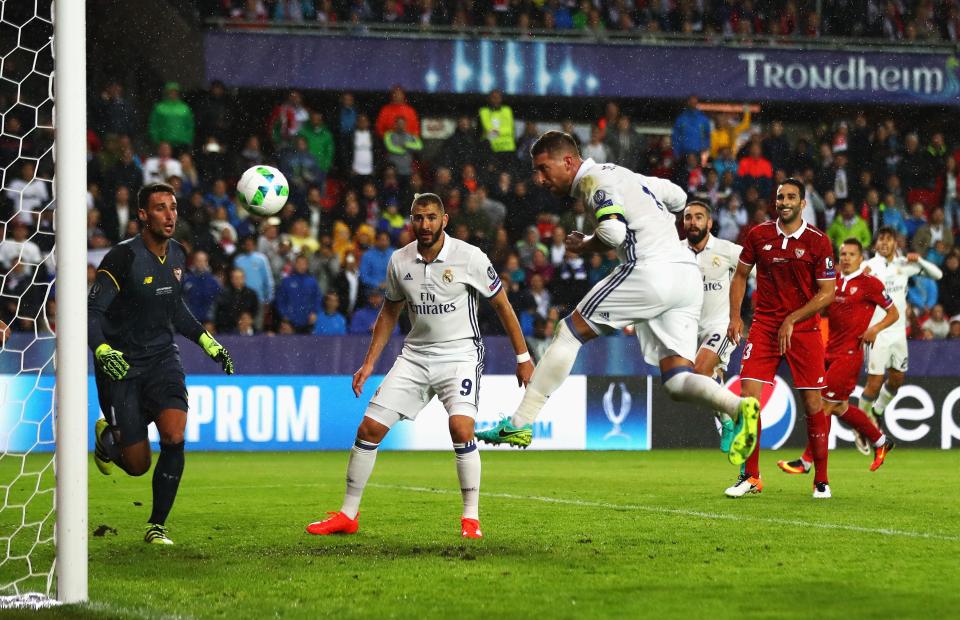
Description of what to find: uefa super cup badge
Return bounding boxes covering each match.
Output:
[602,382,631,440]
[442,268,454,283]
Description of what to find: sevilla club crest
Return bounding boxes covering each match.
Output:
[794,248,805,258]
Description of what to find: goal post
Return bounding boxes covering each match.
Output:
[53,0,88,604]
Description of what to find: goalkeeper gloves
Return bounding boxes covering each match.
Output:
[95,344,129,381]
[199,332,234,375]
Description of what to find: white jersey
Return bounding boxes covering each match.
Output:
[865,254,943,335]
[571,159,694,267]
[689,235,742,327]
[385,235,501,360]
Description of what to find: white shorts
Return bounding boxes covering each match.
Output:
[697,322,735,372]
[369,352,483,420]
[577,261,702,366]
[866,331,909,375]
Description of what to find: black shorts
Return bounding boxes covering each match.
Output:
[95,352,188,447]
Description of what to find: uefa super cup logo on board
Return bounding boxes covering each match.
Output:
[725,375,796,449]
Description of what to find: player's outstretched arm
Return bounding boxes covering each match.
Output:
[352,299,404,397]
[487,288,534,387]
[173,295,234,374]
[906,252,944,280]
[727,261,752,345]
[778,278,836,354]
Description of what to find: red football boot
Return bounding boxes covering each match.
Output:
[870,441,895,472]
[306,511,359,535]
[461,518,483,539]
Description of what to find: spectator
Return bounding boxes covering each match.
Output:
[827,200,872,250]
[236,310,256,336]
[879,192,909,237]
[710,105,751,159]
[547,225,567,266]
[558,198,594,238]
[515,225,548,269]
[762,120,791,172]
[0,222,42,274]
[478,89,516,172]
[378,200,406,243]
[943,156,959,229]
[147,82,194,149]
[335,92,358,171]
[383,117,422,189]
[288,218,320,256]
[907,273,939,315]
[528,249,555,283]
[348,113,375,189]
[440,116,490,178]
[92,80,137,138]
[904,202,928,240]
[276,254,321,333]
[349,288,397,335]
[717,194,747,241]
[604,115,643,172]
[100,186,134,244]
[359,230,394,291]
[525,272,551,319]
[298,110,335,193]
[195,80,236,145]
[950,316,960,339]
[912,207,953,255]
[453,192,493,246]
[921,304,950,339]
[581,126,609,163]
[313,291,348,335]
[672,95,710,160]
[375,85,420,138]
[282,135,322,203]
[142,141,184,185]
[268,90,309,148]
[898,132,926,192]
[334,252,362,316]
[234,234,275,319]
[940,253,960,316]
[214,267,259,334]
[736,141,773,197]
[181,250,221,326]
[6,162,50,224]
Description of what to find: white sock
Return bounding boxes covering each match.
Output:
[859,393,876,416]
[454,440,481,520]
[340,438,379,519]
[874,385,895,415]
[511,319,583,427]
[663,369,741,418]
[873,434,887,448]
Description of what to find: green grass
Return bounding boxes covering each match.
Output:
[4,449,960,619]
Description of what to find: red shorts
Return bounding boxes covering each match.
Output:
[822,352,863,403]
[740,323,826,389]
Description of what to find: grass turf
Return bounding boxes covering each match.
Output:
[3,449,960,619]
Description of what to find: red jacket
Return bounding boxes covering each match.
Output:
[375,103,420,137]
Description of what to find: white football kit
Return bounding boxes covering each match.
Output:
[369,235,502,421]
[863,253,942,374]
[571,159,702,365]
[689,234,742,370]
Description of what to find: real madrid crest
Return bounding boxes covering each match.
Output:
[712,256,721,268]
[173,267,182,281]
[442,268,454,283]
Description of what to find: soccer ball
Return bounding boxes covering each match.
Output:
[237,165,289,217]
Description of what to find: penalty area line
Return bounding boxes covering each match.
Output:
[368,483,960,543]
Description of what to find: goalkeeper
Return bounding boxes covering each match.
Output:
[88,183,234,545]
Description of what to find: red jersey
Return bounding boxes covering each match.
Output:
[824,269,894,358]
[739,219,836,332]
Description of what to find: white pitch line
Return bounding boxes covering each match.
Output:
[82,601,195,620]
[368,483,960,543]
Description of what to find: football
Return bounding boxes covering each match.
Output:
[237,165,289,217]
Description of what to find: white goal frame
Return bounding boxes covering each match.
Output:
[53,0,87,603]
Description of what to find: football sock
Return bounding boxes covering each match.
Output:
[744,414,762,478]
[511,318,582,427]
[341,438,379,520]
[662,367,742,417]
[858,393,876,416]
[840,405,883,444]
[801,443,813,465]
[148,441,184,525]
[454,440,480,520]
[808,411,829,484]
[873,385,895,415]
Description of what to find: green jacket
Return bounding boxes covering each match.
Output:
[478,105,515,153]
[298,124,335,172]
[148,99,194,147]
[384,130,422,176]
[827,215,872,250]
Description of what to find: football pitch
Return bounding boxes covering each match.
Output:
[11,449,960,619]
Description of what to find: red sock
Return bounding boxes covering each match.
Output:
[841,406,882,444]
[801,440,813,464]
[744,412,762,478]
[807,411,829,484]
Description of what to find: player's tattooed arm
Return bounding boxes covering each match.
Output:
[488,288,534,387]
[352,299,405,397]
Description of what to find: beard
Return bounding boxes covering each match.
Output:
[417,227,443,248]
[685,227,707,245]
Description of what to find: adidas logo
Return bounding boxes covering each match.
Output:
[403,273,413,281]
[599,311,610,320]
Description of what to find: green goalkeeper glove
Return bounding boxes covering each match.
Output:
[199,332,234,375]
[95,344,129,381]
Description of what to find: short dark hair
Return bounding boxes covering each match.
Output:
[410,192,445,214]
[875,226,897,240]
[685,200,711,214]
[842,238,863,253]
[138,182,175,211]
[779,178,805,200]
[530,130,580,159]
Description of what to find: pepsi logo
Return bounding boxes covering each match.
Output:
[724,375,796,449]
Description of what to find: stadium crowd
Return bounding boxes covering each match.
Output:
[209,0,960,43]
[2,76,960,343]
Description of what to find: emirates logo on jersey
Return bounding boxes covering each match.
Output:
[173,267,182,281]
[442,268,454,283]
[795,249,805,258]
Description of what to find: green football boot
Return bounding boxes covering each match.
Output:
[718,416,736,454]
[475,416,533,448]
[144,523,174,545]
[93,418,114,476]
[728,397,760,466]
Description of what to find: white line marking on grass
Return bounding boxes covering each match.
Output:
[369,483,960,543]
[82,601,195,620]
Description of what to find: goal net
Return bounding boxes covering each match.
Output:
[0,0,86,607]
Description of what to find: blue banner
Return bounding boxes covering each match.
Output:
[205,32,960,105]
